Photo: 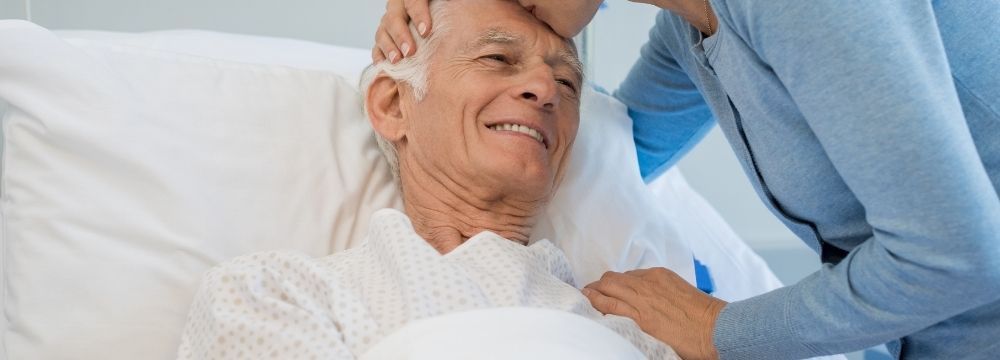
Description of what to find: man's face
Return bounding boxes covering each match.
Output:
[397,0,582,202]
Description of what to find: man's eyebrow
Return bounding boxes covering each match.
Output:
[465,28,525,52]
[466,27,584,85]
[556,48,584,85]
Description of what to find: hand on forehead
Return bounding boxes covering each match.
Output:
[442,0,583,85]
[372,0,599,65]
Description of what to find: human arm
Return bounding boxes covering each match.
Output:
[614,10,716,180]
[589,1,1000,359]
[711,0,1000,358]
[631,0,718,36]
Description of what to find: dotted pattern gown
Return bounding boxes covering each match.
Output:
[176,209,678,359]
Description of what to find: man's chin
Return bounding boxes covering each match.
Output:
[480,163,554,198]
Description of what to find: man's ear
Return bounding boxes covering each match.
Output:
[365,75,407,142]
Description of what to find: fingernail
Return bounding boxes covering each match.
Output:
[389,51,399,63]
[400,43,410,56]
[581,288,593,296]
[418,22,428,36]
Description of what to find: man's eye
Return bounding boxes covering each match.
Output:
[482,54,510,63]
[556,78,577,92]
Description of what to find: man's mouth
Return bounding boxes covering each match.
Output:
[487,123,547,148]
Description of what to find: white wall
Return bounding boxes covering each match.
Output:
[0,0,25,21]
[0,0,388,48]
[0,0,819,282]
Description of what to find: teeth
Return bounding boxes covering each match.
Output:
[489,123,544,145]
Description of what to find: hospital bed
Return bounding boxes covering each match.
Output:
[0,17,794,359]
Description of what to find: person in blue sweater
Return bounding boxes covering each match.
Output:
[372,0,1000,358]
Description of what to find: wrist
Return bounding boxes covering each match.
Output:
[677,0,718,36]
[701,299,726,359]
[629,0,716,35]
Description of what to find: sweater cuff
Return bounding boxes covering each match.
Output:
[713,286,816,359]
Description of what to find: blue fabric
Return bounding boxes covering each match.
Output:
[630,107,714,181]
[615,0,1000,358]
[693,258,714,294]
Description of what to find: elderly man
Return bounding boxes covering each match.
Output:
[175,0,676,359]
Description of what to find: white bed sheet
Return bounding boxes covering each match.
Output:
[362,308,647,360]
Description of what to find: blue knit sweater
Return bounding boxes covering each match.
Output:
[615,0,1000,358]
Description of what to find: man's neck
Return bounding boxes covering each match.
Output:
[399,164,541,254]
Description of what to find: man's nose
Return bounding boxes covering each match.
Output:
[513,64,559,110]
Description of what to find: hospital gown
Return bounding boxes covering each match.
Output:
[176,209,678,359]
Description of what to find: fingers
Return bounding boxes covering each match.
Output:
[373,0,432,64]
[582,287,640,319]
[374,26,401,64]
[373,0,410,63]
[588,271,642,299]
[383,7,416,59]
[403,0,433,37]
[583,272,647,319]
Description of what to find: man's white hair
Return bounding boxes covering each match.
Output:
[360,0,452,180]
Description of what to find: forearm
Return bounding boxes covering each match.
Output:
[633,0,719,35]
[615,10,715,180]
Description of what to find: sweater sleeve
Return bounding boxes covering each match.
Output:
[710,0,1000,358]
[614,11,715,182]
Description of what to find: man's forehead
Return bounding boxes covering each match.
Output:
[462,27,583,81]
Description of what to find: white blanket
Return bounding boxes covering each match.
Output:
[177,209,677,359]
[361,307,646,360]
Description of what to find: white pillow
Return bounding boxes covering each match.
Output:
[1,21,401,360]
[0,21,693,360]
[536,86,692,286]
[52,29,373,86]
